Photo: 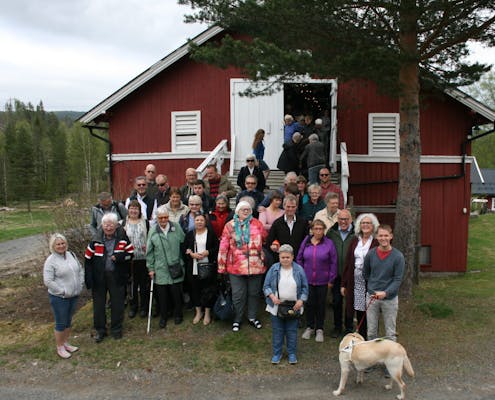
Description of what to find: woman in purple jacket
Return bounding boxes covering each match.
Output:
[296,219,337,343]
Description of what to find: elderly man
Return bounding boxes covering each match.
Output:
[125,176,157,224]
[267,194,308,261]
[180,168,198,203]
[318,167,344,209]
[236,175,265,210]
[89,192,127,236]
[204,164,237,199]
[155,174,171,206]
[237,155,266,192]
[144,164,158,198]
[314,192,340,233]
[84,213,134,342]
[326,208,354,337]
[300,134,326,184]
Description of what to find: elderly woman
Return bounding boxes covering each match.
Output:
[297,219,337,343]
[123,200,150,319]
[209,194,233,239]
[147,205,186,329]
[184,214,219,325]
[341,213,379,339]
[258,191,285,235]
[84,213,134,342]
[44,233,84,358]
[218,200,267,332]
[164,187,189,223]
[263,244,308,365]
[300,184,325,222]
[314,192,340,233]
[179,194,204,234]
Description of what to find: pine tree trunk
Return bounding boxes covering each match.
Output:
[394,0,421,298]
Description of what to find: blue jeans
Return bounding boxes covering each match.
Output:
[271,315,299,358]
[49,294,79,332]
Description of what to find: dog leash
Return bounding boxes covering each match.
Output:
[355,296,376,334]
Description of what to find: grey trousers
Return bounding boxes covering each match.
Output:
[366,294,399,341]
[229,274,263,323]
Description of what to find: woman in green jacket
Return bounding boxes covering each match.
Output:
[147,205,185,329]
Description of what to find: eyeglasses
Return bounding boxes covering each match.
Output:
[137,183,146,187]
[158,183,167,187]
[319,173,329,177]
[246,159,255,162]
[189,203,202,206]
[146,170,156,174]
[360,221,372,225]
[157,216,169,220]
[246,182,256,185]
[338,217,350,221]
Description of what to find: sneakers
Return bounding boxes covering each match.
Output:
[64,342,79,353]
[249,319,262,329]
[232,322,240,332]
[288,354,298,364]
[315,329,324,342]
[271,354,281,364]
[301,327,314,340]
[57,345,71,359]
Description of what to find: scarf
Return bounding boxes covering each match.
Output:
[234,213,252,247]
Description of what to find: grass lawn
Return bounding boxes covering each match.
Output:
[0,202,56,242]
[0,214,494,376]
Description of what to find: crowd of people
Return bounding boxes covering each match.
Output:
[44,121,405,366]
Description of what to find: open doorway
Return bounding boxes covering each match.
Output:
[284,82,333,124]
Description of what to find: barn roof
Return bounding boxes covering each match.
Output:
[78,26,495,125]
[472,168,495,195]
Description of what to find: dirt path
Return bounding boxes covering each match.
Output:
[0,234,47,278]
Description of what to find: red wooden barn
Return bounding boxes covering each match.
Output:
[78,27,495,273]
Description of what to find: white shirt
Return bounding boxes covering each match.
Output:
[193,230,208,275]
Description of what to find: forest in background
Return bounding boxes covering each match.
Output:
[0,100,108,208]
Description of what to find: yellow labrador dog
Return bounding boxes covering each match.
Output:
[333,333,414,400]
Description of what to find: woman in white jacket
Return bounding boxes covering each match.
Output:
[43,233,84,359]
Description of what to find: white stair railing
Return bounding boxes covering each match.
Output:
[196,139,230,178]
[340,142,349,208]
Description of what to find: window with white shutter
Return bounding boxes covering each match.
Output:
[171,111,201,152]
[368,113,399,156]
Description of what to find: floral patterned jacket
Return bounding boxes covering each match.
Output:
[218,218,267,275]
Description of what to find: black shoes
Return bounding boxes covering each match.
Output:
[139,310,147,318]
[159,318,167,329]
[95,332,107,343]
[174,316,183,325]
[128,309,137,319]
[112,332,123,340]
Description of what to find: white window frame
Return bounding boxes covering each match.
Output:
[171,110,201,153]
[368,113,400,157]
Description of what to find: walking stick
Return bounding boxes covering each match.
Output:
[147,278,154,335]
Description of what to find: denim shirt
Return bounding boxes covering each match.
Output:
[263,262,309,307]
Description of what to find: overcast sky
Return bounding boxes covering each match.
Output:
[0,1,494,111]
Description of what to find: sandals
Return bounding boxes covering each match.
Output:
[249,319,262,329]
[232,322,240,332]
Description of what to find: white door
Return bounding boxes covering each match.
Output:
[230,79,284,171]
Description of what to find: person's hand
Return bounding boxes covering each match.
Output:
[328,283,333,289]
[111,255,116,261]
[340,287,346,296]
[294,299,303,311]
[372,291,387,300]
[148,271,155,279]
[270,293,281,305]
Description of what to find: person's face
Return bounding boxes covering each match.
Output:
[186,170,197,184]
[305,116,312,125]
[99,198,112,209]
[284,118,292,126]
[156,178,168,192]
[284,201,297,217]
[128,206,140,219]
[157,214,169,229]
[328,198,339,213]
[246,158,256,168]
[245,178,257,190]
[287,175,297,185]
[279,251,294,267]
[360,217,373,236]
[194,215,206,230]
[319,169,330,183]
[145,165,156,181]
[170,193,181,206]
[338,212,352,231]
[309,189,320,202]
[135,179,147,195]
[206,167,216,180]
[271,197,282,208]
[53,238,67,255]
[237,206,252,221]
[189,199,202,214]
[377,228,393,248]
[102,221,117,237]
[297,181,306,192]
[216,199,227,212]
[193,185,204,196]
[312,224,325,240]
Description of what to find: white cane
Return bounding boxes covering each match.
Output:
[147,278,154,335]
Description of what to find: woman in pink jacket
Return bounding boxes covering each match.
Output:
[218,201,267,332]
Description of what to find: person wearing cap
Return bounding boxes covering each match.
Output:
[218,201,267,332]
[237,155,266,192]
[263,244,308,365]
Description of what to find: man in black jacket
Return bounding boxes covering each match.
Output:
[237,155,266,192]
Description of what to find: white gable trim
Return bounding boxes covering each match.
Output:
[445,88,495,122]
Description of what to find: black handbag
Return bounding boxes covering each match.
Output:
[197,262,216,280]
[168,262,183,279]
[277,300,301,319]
